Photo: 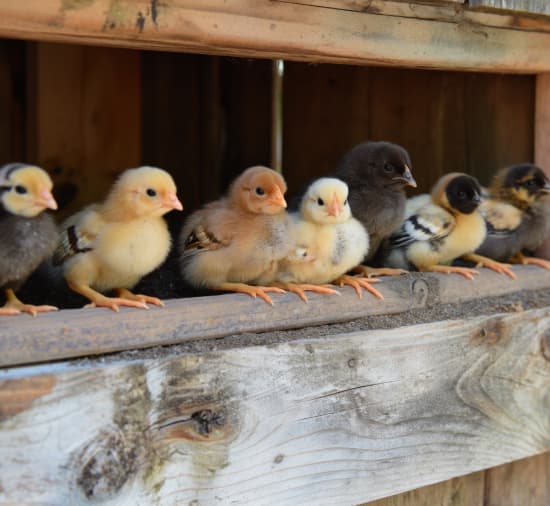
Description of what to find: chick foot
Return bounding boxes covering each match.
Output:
[332,275,384,300]
[419,264,479,280]
[352,265,408,278]
[115,288,165,308]
[462,253,516,280]
[68,282,148,312]
[2,289,57,317]
[274,282,340,303]
[510,252,550,271]
[216,282,285,306]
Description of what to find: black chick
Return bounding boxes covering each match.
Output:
[477,163,550,269]
[0,163,59,315]
[332,140,417,276]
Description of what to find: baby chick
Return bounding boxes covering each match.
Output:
[0,163,58,316]
[53,166,183,311]
[477,163,550,269]
[179,166,290,305]
[275,177,383,301]
[333,140,417,277]
[379,173,515,279]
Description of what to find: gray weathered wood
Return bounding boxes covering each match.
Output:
[469,0,550,16]
[1,307,550,505]
[1,267,549,367]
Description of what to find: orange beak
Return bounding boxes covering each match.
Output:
[327,192,343,217]
[164,192,183,211]
[268,185,287,209]
[35,188,58,210]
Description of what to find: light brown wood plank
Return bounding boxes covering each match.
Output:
[1,307,550,504]
[29,42,141,218]
[1,266,549,367]
[485,452,550,506]
[0,1,550,72]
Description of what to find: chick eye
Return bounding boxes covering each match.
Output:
[526,180,537,187]
[317,198,324,206]
[146,188,157,197]
[457,190,466,199]
[14,185,27,194]
[383,162,394,174]
[255,187,265,196]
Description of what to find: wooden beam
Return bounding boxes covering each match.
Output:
[1,307,550,504]
[1,267,550,368]
[0,1,549,72]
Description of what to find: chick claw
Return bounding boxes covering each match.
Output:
[420,265,479,280]
[2,290,58,317]
[276,283,340,303]
[511,253,550,271]
[115,288,165,307]
[84,296,148,312]
[352,265,408,278]
[475,260,516,280]
[333,274,384,300]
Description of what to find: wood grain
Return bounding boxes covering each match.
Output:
[1,267,549,367]
[1,307,550,504]
[0,1,549,72]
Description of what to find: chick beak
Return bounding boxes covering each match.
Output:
[268,186,287,209]
[36,189,58,210]
[328,192,343,217]
[164,193,184,211]
[541,179,550,194]
[393,165,417,188]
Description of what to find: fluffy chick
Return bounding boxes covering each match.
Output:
[0,163,58,316]
[53,166,183,311]
[275,178,383,301]
[179,166,291,305]
[333,140,417,277]
[476,163,550,269]
[379,173,515,279]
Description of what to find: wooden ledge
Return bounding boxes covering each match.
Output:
[1,265,550,368]
[1,306,549,504]
[0,0,549,72]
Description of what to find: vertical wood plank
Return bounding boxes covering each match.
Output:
[362,471,485,506]
[535,73,550,258]
[484,453,550,506]
[29,42,141,217]
[0,41,11,164]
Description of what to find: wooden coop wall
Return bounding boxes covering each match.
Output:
[0,39,536,217]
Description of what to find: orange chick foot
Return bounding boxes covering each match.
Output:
[352,265,408,278]
[2,290,57,317]
[276,283,340,303]
[116,288,165,307]
[84,295,148,312]
[462,253,516,280]
[332,274,384,300]
[419,265,479,280]
[216,282,285,306]
[512,254,550,271]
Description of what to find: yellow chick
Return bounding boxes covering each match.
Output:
[53,166,183,311]
[178,166,290,305]
[275,177,383,301]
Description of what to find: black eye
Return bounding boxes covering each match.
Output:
[457,191,466,199]
[146,188,157,197]
[15,185,27,194]
[526,180,537,187]
[255,187,265,196]
[383,163,394,174]
[317,198,324,206]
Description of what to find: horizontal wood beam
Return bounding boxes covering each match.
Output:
[1,307,550,504]
[1,266,550,367]
[0,1,549,72]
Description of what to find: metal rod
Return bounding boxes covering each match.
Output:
[271,59,284,174]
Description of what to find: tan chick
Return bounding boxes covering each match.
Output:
[178,166,291,305]
[53,166,183,311]
[275,177,383,302]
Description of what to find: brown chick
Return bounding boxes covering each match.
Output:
[178,166,290,305]
[0,163,58,316]
[53,166,183,311]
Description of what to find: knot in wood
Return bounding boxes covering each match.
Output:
[191,409,225,436]
[411,278,429,306]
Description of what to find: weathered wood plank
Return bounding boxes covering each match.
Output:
[0,1,550,72]
[469,0,550,16]
[1,307,550,504]
[1,267,550,368]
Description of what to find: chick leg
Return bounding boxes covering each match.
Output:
[272,282,340,303]
[462,253,516,280]
[332,275,384,300]
[1,288,58,317]
[68,282,148,312]
[418,264,479,280]
[115,288,165,308]
[352,265,408,278]
[509,252,550,271]
[214,282,285,306]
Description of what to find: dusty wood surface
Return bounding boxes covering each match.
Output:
[469,0,550,16]
[1,267,550,368]
[0,1,549,72]
[1,307,550,504]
